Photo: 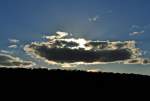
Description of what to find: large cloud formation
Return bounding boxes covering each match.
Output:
[24,31,150,65]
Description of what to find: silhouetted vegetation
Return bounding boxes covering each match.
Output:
[0,68,149,80]
[0,67,150,89]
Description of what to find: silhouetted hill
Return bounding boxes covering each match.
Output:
[0,67,150,89]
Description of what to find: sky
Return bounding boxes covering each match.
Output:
[0,0,150,75]
[0,0,150,47]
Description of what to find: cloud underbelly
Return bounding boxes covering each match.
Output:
[35,47,132,63]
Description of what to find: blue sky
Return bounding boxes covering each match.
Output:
[0,0,150,42]
[0,0,150,75]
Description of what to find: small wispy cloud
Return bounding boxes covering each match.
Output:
[129,30,145,36]
[88,15,99,22]
[8,45,18,48]
[131,24,150,30]
[131,25,140,29]
[8,39,19,43]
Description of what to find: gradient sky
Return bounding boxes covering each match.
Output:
[0,0,150,75]
[0,0,150,47]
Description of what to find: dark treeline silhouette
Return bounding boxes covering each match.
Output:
[0,67,150,89]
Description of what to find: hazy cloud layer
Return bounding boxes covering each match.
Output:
[0,50,13,54]
[0,53,35,68]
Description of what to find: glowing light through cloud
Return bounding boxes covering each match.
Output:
[24,31,150,68]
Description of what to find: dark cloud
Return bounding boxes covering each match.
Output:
[24,32,150,65]
[33,46,132,63]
